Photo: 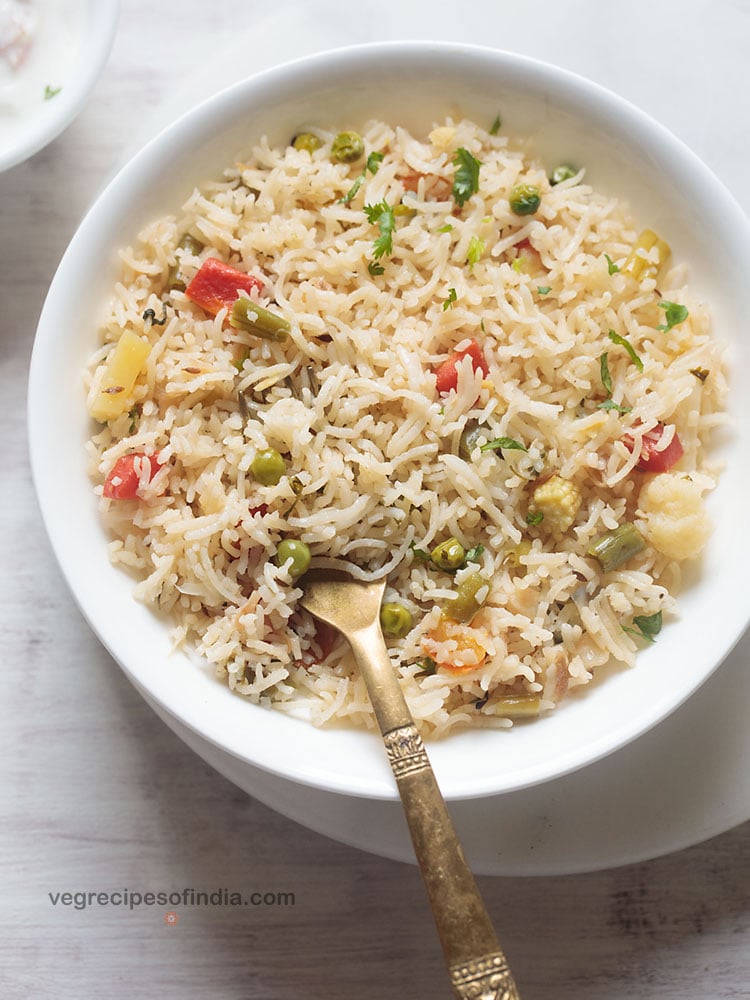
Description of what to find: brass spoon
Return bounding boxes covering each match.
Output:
[300,569,521,1000]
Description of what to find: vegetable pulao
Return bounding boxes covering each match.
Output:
[85,117,726,736]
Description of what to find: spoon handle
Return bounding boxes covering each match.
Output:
[348,622,521,1000]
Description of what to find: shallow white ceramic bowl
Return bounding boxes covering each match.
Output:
[28,42,750,802]
[0,0,119,172]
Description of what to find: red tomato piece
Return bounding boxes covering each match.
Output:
[103,453,163,500]
[185,258,264,316]
[248,504,269,518]
[624,423,684,473]
[434,339,489,394]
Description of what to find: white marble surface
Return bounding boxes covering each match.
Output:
[2,1,750,997]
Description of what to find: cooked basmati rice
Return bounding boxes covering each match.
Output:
[85,118,726,737]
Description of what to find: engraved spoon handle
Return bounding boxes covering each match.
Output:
[347,621,521,1000]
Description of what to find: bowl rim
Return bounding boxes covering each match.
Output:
[0,0,120,173]
[28,39,750,800]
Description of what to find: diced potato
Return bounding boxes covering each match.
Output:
[622,228,671,281]
[429,126,456,151]
[638,473,711,561]
[89,330,150,422]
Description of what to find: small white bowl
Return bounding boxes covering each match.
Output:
[0,0,119,172]
[28,42,750,803]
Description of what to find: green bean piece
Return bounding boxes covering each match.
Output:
[380,602,413,638]
[444,572,487,623]
[587,522,646,573]
[230,297,291,342]
[168,233,204,291]
[251,448,286,486]
[509,183,541,216]
[459,421,487,461]
[490,694,542,718]
[431,537,466,571]
[292,132,322,154]
[550,164,577,185]
[275,539,311,580]
[331,131,364,163]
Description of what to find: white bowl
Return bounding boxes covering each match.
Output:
[28,42,750,802]
[0,0,119,172]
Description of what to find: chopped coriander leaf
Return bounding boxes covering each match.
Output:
[409,541,431,562]
[415,657,437,678]
[340,176,364,206]
[608,329,643,372]
[127,408,139,433]
[604,253,620,274]
[597,398,632,414]
[467,235,485,266]
[657,301,689,332]
[443,287,458,310]
[464,544,485,564]
[623,610,663,643]
[511,256,524,273]
[340,151,384,205]
[364,199,396,258]
[480,318,487,334]
[480,436,527,455]
[597,351,632,413]
[437,223,454,233]
[367,261,385,276]
[690,367,709,382]
[489,113,502,136]
[365,151,384,173]
[452,147,481,207]
[537,285,551,295]
[44,84,61,100]
[526,510,544,526]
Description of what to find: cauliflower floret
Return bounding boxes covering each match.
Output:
[529,475,582,535]
[638,473,711,561]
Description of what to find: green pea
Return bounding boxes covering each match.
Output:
[275,539,311,580]
[292,132,322,154]
[550,164,577,185]
[331,131,364,164]
[380,602,413,638]
[444,572,488,623]
[431,537,466,571]
[251,448,286,486]
[509,183,541,216]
